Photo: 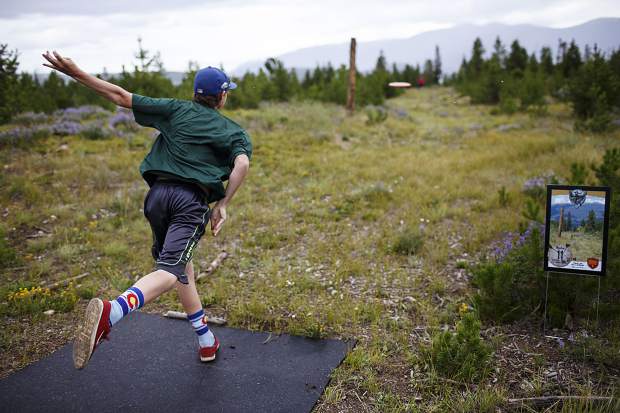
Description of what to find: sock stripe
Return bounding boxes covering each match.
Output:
[196,325,210,336]
[128,287,144,308]
[188,309,204,321]
[116,297,129,316]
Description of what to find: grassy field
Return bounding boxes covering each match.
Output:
[1,87,619,411]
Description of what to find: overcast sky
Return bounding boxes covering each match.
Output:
[2,0,619,74]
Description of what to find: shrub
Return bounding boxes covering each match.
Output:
[569,162,589,185]
[392,229,424,256]
[12,111,49,126]
[51,120,83,136]
[0,126,51,147]
[1,284,79,317]
[425,312,493,382]
[365,105,388,125]
[56,105,107,121]
[473,224,545,322]
[497,186,510,207]
[80,122,112,140]
[0,226,19,267]
[109,110,139,133]
[569,51,619,133]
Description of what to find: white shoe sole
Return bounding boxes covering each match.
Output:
[73,298,103,369]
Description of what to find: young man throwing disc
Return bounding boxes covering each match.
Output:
[42,51,252,368]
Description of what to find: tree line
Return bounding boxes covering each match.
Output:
[0,40,443,124]
[448,37,620,132]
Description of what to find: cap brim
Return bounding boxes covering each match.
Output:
[228,81,237,90]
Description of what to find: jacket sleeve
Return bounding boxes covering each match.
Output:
[132,94,179,129]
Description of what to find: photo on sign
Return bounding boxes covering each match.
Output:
[544,186,610,275]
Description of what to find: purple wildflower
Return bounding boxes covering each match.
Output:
[0,125,51,145]
[51,120,83,136]
[491,222,544,262]
[12,112,49,126]
[109,110,138,131]
[55,105,107,121]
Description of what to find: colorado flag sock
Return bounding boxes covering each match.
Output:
[187,309,216,347]
[109,286,145,326]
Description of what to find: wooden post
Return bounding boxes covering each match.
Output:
[558,207,563,237]
[346,37,357,114]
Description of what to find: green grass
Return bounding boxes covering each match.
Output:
[1,87,619,409]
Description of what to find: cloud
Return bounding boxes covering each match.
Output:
[1,0,230,18]
[2,0,619,73]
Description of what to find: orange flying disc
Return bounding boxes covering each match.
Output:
[388,81,412,88]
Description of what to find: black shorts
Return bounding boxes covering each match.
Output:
[143,181,211,284]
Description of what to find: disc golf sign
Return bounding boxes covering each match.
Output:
[544,185,611,275]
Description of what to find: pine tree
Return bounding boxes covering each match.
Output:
[469,38,485,76]
[527,53,539,72]
[506,40,528,76]
[0,44,20,123]
[264,58,291,101]
[584,44,592,61]
[375,51,388,73]
[556,39,568,66]
[562,40,582,78]
[569,48,619,131]
[433,45,442,84]
[423,59,434,84]
[492,37,506,68]
[540,47,554,75]
[392,63,401,80]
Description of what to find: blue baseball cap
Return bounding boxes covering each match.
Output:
[194,66,237,96]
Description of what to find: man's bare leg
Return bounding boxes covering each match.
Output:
[175,261,217,352]
[133,269,178,304]
[74,269,177,369]
[175,262,202,315]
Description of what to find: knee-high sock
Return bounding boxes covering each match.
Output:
[109,286,145,326]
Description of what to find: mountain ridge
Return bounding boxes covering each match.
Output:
[232,17,620,76]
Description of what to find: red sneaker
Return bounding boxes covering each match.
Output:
[199,336,220,362]
[73,298,111,369]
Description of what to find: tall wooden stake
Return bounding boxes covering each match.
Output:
[558,207,564,237]
[346,37,357,114]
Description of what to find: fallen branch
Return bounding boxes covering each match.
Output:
[196,251,229,282]
[162,310,227,325]
[508,396,614,408]
[44,272,91,290]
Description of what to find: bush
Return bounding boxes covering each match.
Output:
[392,229,424,256]
[473,224,545,322]
[569,51,619,133]
[80,123,112,140]
[425,312,493,382]
[365,105,388,125]
[1,284,79,317]
[0,226,19,267]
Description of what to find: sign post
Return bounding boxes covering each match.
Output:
[542,185,611,334]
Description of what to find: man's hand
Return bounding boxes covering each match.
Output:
[42,51,82,78]
[210,202,227,237]
[41,50,132,108]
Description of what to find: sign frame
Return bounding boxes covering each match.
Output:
[543,184,611,276]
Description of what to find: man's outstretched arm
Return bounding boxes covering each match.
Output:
[42,51,132,108]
